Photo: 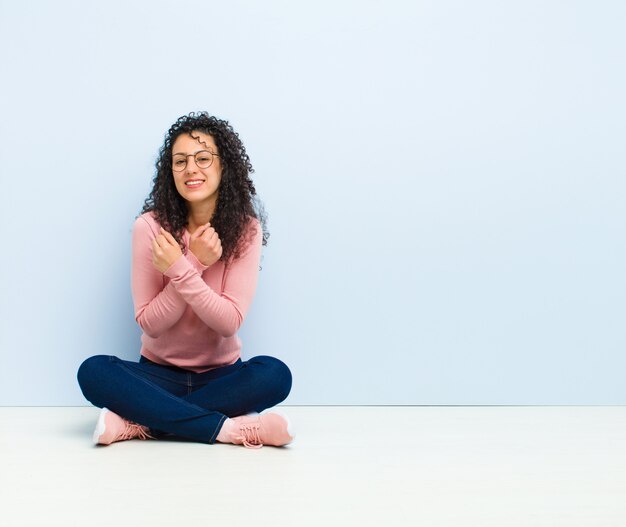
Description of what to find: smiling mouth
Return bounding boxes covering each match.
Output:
[185,179,205,187]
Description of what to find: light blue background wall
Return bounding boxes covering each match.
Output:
[1,1,624,405]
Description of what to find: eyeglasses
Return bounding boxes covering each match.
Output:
[172,150,219,172]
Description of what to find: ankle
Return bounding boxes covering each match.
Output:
[216,418,235,443]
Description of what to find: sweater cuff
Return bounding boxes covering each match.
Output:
[163,254,195,279]
[185,250,209,273]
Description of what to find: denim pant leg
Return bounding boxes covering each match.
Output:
[183,355,293,416]
[76,355,228,444]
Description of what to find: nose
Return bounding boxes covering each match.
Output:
[185,155,199,173]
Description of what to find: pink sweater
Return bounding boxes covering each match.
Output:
[131,211,262,373]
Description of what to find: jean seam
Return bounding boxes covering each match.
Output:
[121,361,190,387]
[112,357,212,414]
[210,414,228,444]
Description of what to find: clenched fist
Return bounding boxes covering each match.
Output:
[152,228,183,273]
[189,223,223,267]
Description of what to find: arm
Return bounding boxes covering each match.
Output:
[131,216,209,337]
[162,220,262,338]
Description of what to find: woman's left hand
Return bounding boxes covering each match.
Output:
[152,227,183,273]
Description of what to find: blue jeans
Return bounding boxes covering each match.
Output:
[76,354,293,444]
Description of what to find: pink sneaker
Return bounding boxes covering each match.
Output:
[226,411,295,449]
[92,408,155,445]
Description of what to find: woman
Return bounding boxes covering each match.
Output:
[77,112,294,449]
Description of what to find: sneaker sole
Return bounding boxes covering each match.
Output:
[92,407,110,444]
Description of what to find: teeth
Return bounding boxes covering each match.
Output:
[185,180,203,186]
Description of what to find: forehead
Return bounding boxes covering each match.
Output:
[172,131,217,153]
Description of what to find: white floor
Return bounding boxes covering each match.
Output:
[1,406,626,526]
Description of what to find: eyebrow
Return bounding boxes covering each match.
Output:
[172,148,214,156]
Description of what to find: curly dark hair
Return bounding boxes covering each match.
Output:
[140,111,269,265]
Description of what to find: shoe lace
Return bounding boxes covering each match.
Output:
[236,423,264,449]
[119,420,155,441]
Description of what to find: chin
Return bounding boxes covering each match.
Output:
[186,191,217,203]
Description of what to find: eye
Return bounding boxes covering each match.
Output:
[173,159,185,166]
[197,155,211,163]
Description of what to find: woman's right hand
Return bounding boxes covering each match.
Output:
[189,223,223,267]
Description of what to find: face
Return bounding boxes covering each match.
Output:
[171,131,222,207]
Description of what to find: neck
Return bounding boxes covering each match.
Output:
[186,198,217,233]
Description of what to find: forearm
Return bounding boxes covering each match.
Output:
[134,252,209,337]
[135,281,187,337]
[164,257,245,337]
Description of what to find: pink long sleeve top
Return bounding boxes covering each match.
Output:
[131,211,262,373]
